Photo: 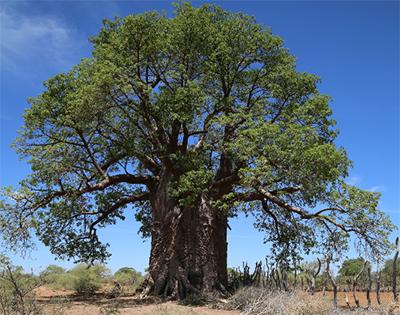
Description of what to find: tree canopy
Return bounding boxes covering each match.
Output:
[0,2,394,266]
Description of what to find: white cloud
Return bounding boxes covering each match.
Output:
[367,185,385,193]
[1,10,67,53]
[344,176,386,193]
[0,7,85,72]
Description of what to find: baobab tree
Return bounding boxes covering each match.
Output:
[0,3,394,299]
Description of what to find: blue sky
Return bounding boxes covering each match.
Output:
[0,1,399,274]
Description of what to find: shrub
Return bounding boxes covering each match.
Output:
[0,255,42,315]
[38,263,112,294]
[40,265,66,287]
[111,267,144,296]
[67,263,111,295]
[51,272,76,291]
[39,266,75,291]
[40,265,65,278]
[113,267,143,288]
[90,264,113,280]
[72,271,101,295]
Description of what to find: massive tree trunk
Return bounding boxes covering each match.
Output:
[141,171,228,299]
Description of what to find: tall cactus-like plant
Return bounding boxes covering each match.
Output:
[352,260,367,308]
[366,264,372,308]
[326,257,338,308]
[376,266,382,305]
[309,258,321,295]
[393,237,399,302]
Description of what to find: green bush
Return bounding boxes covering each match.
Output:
[39,264,77,290]
[40,265,66,287]
[72,272,101,295]
[41,265,65,277]
[68,264,111,295]
[113,267,143,288]
[38,263,112,294]
[52,272,76,290]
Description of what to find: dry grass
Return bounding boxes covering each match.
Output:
[226,287,332,314]
[225,287,398,315]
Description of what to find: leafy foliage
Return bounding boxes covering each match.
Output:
[338,258,370,287]
[113,267,143,289]
[40,265,65,286]
[381,258,400,287]
[0,255,42,315]
[40,263,111,294]
[0,2,394,266]
[68,263,111,295]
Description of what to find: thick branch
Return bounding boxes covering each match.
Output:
[89,192,149,232]
[17,174,153,215]
[256,186,354,233]
[231,186,357,234]
[76,129,108,179]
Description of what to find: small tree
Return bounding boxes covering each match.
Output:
[113,267,143,291]
[301,259,321,295]
[0,255,42,315]
[68,263,111,295]
[40,265,65,286]
[347,260,368,308]
[317,230,348,308]
[338,258,369,289]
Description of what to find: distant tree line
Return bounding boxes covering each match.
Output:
[0,254,144,315]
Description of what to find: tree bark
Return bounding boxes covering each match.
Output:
[352,260,367,308]
[326,259,337,308]
[309,258,321,296]
[141,172,228,299]
[376,268,381,305]
[366,264,372,308]
[393,237,399,302]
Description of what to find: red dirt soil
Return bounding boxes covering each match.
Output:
[34,286,397,315]
[317,291,395,309]
[35,286,240,315]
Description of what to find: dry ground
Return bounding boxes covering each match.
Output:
[35,286,240,315]
[42,301,239,315]
[317,291,395,309]
[33,286,397,315]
